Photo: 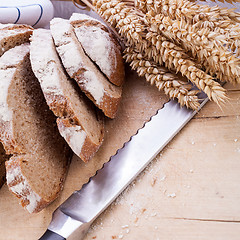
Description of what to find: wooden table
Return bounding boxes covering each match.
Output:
[83,82,240,240]
[1,1,240,239]
[0,69,239,239]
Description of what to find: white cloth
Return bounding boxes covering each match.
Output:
[0,0,54,28]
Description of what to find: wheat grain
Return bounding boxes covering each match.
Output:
[134,0,240,23]
[147,12,240,84]
[92,0,227,104]
[124,47,201,110]
[133,0,240,55]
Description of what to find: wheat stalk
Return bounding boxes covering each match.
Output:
[147,11,240,84]
[92,0,227,105]
[124,47,201,110]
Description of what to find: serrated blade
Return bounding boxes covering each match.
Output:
[39,96,208,240]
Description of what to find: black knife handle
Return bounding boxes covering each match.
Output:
[39,229,66,240]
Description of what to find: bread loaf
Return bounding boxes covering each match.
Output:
[50,18,122,119]
[70,13,125,87]
[30,29,104,162]
[0,44,71,213]
[0,24,33,56]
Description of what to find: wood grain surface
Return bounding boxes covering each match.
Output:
[82,82,240,240]
[1,1,240,239]
[0,72,239,239]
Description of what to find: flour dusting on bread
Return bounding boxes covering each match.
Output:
[31,28,104,162]
[70,13,125,87]
[74,24,117,79]
[6,161,42,213]
[83,70,105,104]
[50,17,123,119]
[59,125,87,157]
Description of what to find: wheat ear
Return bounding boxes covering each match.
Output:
[134,0,240,23]
[147,12,240,84]
[92,0,227,104]
[133,0,240,55]
[124,47,201,110]
[117,12,227,103]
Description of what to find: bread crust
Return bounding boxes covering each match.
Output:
[6,154,70,213]
[57,118,104,162]
[6,156,50,213]
[0,24,33,56]
[70,13,125,87]
[0,142,9,188]
[50,18,122,119]
[0,44,30,154]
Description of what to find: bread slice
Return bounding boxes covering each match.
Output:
[70,13,125,87]
[30,29,104,162]
[50,18,122,119]
[0,142,10,188]
[0,24,33,57]
[0,44,71,213]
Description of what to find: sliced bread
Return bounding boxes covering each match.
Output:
[50,18,122,119]
[0,24,33,57]
[30,29,104,162]
[70,13,125,87]
[0,44,71,213]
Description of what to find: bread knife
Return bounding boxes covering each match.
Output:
[39,93,208,240]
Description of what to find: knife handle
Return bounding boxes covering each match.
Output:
[39,229,66,240]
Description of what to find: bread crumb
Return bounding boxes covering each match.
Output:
[213,143,217,147]
[121,225,129,229]
[151,212,157,217]
[112,236,117,239]
[154,226,158,229]
[92,237,97,239]
[160,175,166,181]
[141,208,147,214]
[119,234,124,239]
[189,169,194,173]
[167,193,176,198]
[126,229,130,234]
[151,177,157,186]
[191,141,195,145]
[234,139,238,142]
